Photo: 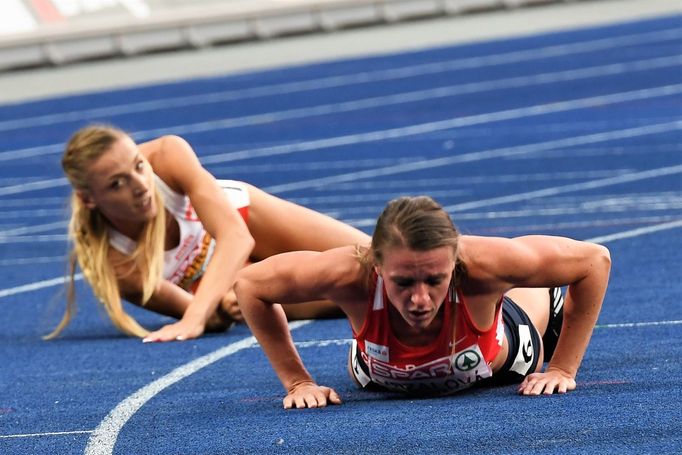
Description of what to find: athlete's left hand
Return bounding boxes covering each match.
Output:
[517,367,576,395]
[142,314,206,343]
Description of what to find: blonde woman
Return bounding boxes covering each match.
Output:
[48,124,370,342]
[235,196,611,407]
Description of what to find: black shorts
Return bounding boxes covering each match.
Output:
[488,296,543,385]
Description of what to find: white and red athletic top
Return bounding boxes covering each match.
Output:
[108,176,249,293]
[349,272,505,395]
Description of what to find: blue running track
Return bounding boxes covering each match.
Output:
[0,13,681,455]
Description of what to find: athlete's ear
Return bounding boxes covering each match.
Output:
[374,264,382,277]
[76,190,97,210]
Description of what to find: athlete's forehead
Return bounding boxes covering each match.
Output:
[380,245,454,275]
[87,137,138,172]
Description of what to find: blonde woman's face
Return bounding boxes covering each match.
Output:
[79,136,157,234]
[375,245,455,331]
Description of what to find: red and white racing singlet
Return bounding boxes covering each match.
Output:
[350,272,504,395]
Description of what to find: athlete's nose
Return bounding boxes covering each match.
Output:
[131,172,148,197]
[410,283,430,307]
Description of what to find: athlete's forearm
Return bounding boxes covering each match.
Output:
[187,232,254,324]
[236,282,315,391]
[547,245,611,376]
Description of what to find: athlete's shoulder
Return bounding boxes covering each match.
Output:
[139,135,201,194]
[139,135,193,159]
[311,246,371,297]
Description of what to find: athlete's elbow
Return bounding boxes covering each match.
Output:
[234,266,261,303]
[216,222,255,257]
[593,243,611,274]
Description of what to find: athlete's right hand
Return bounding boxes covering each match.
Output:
[283,381,342,409]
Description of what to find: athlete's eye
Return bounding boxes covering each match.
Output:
[426,278,443,286]
[394,279,414,288]
[109,177,126,189]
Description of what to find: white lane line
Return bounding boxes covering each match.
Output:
[462,216,682,234]
[0,210,65,219]
[1,169,680,297]
[133,55,682,141]
[0,430,93,439]
[0,196,67,207]
[2,73,682,167]
[319,170,635,190]
[0,177,67,196]
[6,317,680,440]
[431,202,682,222]
[1,216,676,450]
[595,320,682,329]
[585,220,682,244]
[290,319,682,347]
[0,221,67,237]
[0,256,65,266]
[199,84,682,166]
[2,27,680,132]
[0,274,82,299]
[2,86,680,199]
[82,217,682,454]
[443,164,682,212]
[83,320,310,455]
[0,235,69,244]
[263,121,682,194]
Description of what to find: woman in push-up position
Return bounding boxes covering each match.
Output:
[235,196,610,406]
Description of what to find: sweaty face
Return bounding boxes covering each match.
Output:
[79,136,157,238]
[375,245,455,331]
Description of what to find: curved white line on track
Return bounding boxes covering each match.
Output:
[4,317,681,441]
[81,218,682,454]
[83,320,310,455]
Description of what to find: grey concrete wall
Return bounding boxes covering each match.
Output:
[0,0,601,71]
[0,0,678,104]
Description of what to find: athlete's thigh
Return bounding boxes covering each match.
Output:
[245,183,370,259]
[506,287,550,339]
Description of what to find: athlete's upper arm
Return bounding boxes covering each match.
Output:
[235,246,363,308]
[466,235,611,289]
[146,136,247,240]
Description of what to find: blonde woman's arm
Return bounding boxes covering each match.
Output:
[142,136,254,342]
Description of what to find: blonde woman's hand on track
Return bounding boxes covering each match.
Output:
[142,313,206,343]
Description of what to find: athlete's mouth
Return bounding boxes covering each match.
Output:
[137,194,152,211]
[409,309,430,320]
